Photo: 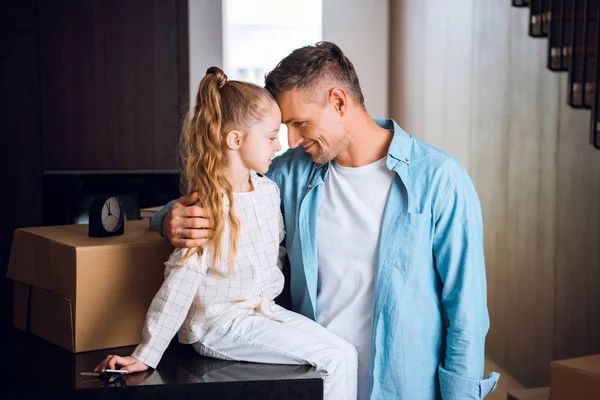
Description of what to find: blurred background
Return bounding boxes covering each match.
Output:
[1,1,598,397]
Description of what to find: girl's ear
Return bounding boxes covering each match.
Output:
[225,130,242,150]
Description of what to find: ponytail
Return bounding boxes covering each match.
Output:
[181,67,239,272]
[179,66,277,273]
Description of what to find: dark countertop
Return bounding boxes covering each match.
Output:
[0,328,323,399]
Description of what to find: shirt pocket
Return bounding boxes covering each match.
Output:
[400,212,433,270]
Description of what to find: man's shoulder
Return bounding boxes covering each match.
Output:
[404,137,475,209]
[383,118,465,176]
[252,171,279,192]
[409,136,469,180]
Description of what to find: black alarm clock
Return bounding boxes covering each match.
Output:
[88,196,125,238]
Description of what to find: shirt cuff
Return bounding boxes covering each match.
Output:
[438,364,500,400]
[131,343,163,370]
[150,199,177,237]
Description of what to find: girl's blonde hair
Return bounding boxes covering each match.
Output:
[180,66,277,270]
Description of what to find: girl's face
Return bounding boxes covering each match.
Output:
[239,104,283,174]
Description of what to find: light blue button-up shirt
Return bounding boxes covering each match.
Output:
[152,119,499,399]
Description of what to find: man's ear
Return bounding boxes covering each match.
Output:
[225,130,243,150]
[329,87,348,116]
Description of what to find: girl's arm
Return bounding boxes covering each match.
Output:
[131,249,206,368]
[275,184,286,271]
[276,212,286,271]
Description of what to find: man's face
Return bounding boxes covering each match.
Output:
[278,88,348,164]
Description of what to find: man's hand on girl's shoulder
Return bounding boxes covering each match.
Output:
[164,192,214,248]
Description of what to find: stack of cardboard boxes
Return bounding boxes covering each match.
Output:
[7,220,173,352]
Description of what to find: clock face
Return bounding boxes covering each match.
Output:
[101,197,123,232]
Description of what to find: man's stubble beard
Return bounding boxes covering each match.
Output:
[312,128,351,165]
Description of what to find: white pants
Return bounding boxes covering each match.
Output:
[192,304,358,400]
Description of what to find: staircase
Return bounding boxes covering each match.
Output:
[512,0,600,150]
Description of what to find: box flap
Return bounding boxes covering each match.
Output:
[8,220,172,353]
[139,206,164,219]
[7,229,76,298]
[29,286,74,352]
[7,221,164,298]
[10,220,163,249]
[552,354,600,377]
[13,281,30,332]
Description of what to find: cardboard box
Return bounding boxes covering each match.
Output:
[7,220,173,353]
[550,354,600,400]
[139,205,164,219]
[506,386,549,400]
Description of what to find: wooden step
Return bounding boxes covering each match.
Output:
[526,1,600,37]
[543,10,600,22]
[568,55,597,108]
[592,56,600,149]
[547,0,569,70]
[513,0,530,8]
[592,112,600,149]
[567,1,599,108]
[550,44,598,70]
[529,0,551,37]
[569,82,599,108]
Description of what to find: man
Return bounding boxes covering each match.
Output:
[152,42,499,399]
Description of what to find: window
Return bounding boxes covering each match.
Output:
[223,0,322,154]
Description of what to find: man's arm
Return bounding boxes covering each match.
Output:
[150,194,212,248]
[432,161,499,400]
[132,249,205,368]
[153,151,292,248]
[151,200,176,236]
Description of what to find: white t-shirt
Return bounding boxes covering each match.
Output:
[316,157,395,400]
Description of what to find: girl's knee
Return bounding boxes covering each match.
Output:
[320,347,348,375]
[332,337,358,362]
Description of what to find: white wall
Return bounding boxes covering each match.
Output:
[322,0,390,118]
[388,1,600,387]
[188,0,223,106]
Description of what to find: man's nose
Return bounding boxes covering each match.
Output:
[287,128,304,149]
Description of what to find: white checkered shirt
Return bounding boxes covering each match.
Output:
[132,172,286,368]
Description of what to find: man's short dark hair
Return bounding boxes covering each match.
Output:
[264,41,365,107]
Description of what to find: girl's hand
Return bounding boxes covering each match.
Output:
[94,354,149,374]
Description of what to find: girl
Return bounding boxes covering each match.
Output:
[95,67,357,400]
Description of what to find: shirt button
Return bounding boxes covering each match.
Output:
[405,158,409,162]
[307,184,312,189]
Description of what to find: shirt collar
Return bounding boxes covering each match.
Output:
[312,118,413,173]
[373,118,413,167]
